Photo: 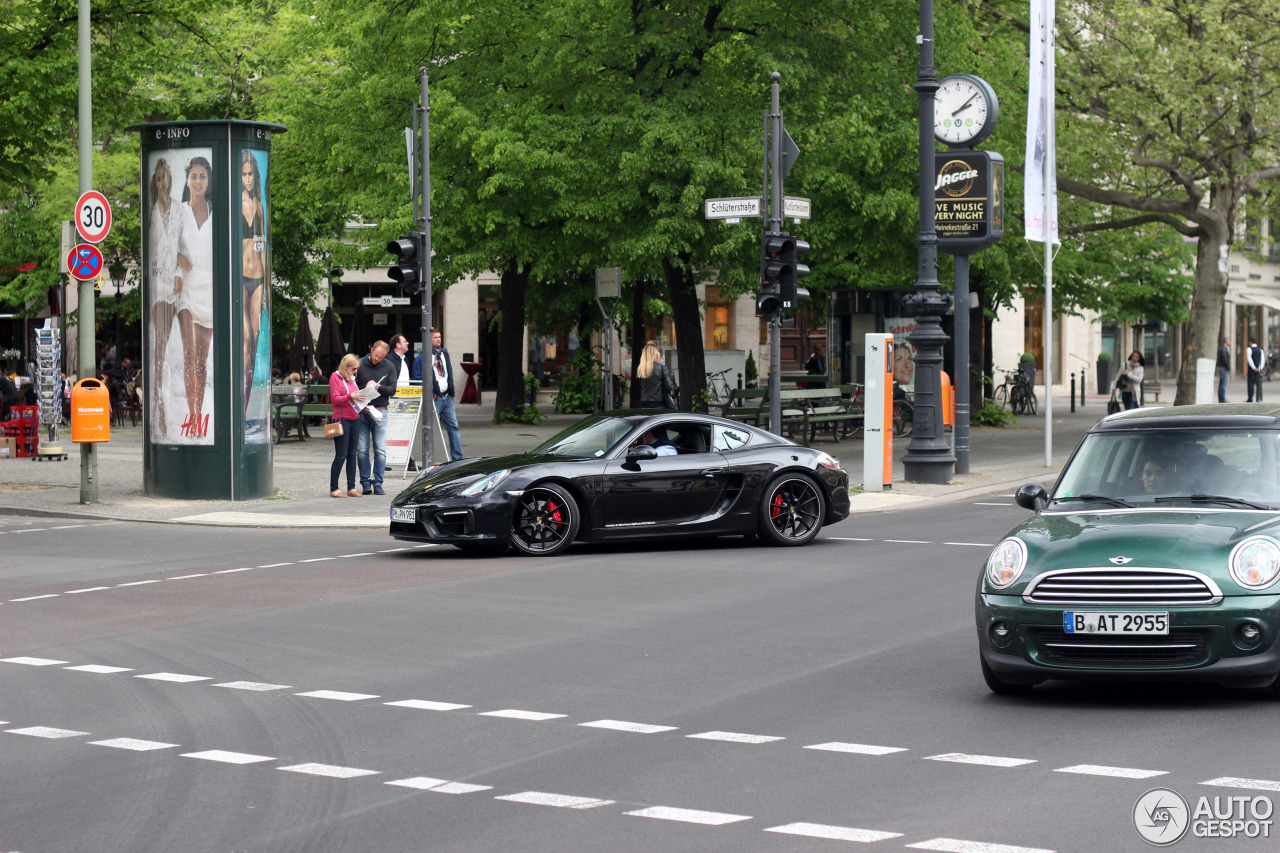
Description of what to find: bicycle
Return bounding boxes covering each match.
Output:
[992,367,1037,416]
[704,367,734,408]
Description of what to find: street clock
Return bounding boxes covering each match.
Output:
[934,74,999,148]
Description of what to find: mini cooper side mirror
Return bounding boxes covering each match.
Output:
[627,445,658,462]
[1015,483,1049,512]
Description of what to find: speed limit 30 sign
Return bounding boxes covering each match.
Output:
[75,190,112,243]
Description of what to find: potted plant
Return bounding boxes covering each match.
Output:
[1019,352,1037,387]
[1096,350,1113,396]
[744,350,758,389]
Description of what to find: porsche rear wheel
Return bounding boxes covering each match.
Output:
[510,484,580,556]
[758,475,824,546]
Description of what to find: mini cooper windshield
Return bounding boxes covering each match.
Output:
[1052,428,1280,510]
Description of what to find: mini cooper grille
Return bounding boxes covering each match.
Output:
[1032,629,1210,667]
[1023,569,1221,606]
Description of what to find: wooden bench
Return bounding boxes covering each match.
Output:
[775,388,862,445]
[271,384,332,443]
[720,388,769,425]
[780,371,828,389]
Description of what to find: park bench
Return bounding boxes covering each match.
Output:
[775,388,863,445]
[720,387,769,426]
[271,384,332,443]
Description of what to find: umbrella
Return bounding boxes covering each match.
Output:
[290,307,316,377]
[315,305,345,379]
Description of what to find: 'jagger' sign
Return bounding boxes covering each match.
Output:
[934,150,1004,255]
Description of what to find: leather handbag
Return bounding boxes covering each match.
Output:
[1106,391,1122,415]
[324,420,343,438]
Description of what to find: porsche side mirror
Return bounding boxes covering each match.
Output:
[627,445,658,462]
[1015,483,1049,512]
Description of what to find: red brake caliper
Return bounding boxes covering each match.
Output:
[771,493,784,518]
[548,500,562,524]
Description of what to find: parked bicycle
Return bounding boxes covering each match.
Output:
[992,367,1037,416]
[704,367,734,408]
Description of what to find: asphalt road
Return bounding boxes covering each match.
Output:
[1,508,1277,853]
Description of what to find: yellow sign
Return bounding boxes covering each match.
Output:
[394,385,422,398]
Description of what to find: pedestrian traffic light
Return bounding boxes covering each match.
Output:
[780,237,810,312]
[387,232,423,293]
[757,232,791,317]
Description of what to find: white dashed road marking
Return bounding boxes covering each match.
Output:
[1202,776,1280,792]
[944,542,994,547]
[385,699,471,711]
[66,665,133,674]
[279,762,379,779]
[496,791,615,809]
[626,806,752,825]
[765,822,903,843]
[1055,764,1167,779]
[883,539,930,544]
[215,681,291,691]
[479,709,567,721]
[926,753,1036,768]
[579,719,678,734]
[295,690,380,702]
[168,574,208,580]
[386,778,493,794]
[135,672,213,683]
[1,656,69,666]
[805,742,907,756]
[908,839,1055,853]
[117,580,161,586]
[65,586,111,594]
[974,502,1014,507]
[687,730,784,744]
[9,594,59,602]
[182,749,275,764]
[213,568,253,574]
[258,562,293,568]
[90,738,179,751]
[297,557,334,563]
[6,726,89,739]
[829,537,874,541]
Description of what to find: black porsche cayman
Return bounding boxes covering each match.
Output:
[389,411,851,555]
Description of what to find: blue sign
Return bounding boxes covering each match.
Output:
[67,243,104,281]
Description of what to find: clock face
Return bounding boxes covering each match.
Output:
[935,75,995,147]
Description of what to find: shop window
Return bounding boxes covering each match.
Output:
[704,286,732,350]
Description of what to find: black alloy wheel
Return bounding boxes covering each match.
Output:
[510,483,580,556]
[758,475,824,546]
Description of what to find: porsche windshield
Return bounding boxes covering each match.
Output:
[531,417,637,458]
[1053,428,1280,508]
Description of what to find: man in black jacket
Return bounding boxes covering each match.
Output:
[355,341,398,495]
[1216,338,1230,402]
[426,329,463,461]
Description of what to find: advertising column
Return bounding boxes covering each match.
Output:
[132,120,286,499]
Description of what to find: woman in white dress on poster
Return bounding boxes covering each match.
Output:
[147,157,182,436]
[174,156,215,439]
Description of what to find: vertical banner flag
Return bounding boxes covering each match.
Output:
[1025,0,1059,244]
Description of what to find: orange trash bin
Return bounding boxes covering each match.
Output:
[71,378,111,443]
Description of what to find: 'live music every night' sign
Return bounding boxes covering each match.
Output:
[934,150,1004,255]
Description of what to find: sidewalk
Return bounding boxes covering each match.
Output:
[0,380,1234,529]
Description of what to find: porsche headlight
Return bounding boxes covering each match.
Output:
[1229,537,1280,590]
[459,469,511,497]
[985,538,1028,589]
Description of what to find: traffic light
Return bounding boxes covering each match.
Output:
[780,237,810,312]
[757,232,791,317]
[387,232,423,293]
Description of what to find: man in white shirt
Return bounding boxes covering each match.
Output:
[387,334,412,387]
[1246,338,1266,402]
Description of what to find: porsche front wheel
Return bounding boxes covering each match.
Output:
[758,475,824,546]
[510,484,580,556]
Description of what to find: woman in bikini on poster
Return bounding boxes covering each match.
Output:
[240,150,267,421]
[174,156,215,438]
[147,157,182,436]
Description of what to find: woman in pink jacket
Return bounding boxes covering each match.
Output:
[329,354,367,497]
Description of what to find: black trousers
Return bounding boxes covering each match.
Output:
[1247,370,1263,402]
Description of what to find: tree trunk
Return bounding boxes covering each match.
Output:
[663,255,705,412]
[629,279,646,408]
[495,259,529,416]
[1175,205,1231,406]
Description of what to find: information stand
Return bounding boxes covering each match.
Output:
[386,386,423,474]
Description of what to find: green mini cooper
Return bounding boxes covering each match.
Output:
[977,403,1280,695]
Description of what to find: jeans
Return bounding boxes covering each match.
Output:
[330,420,358,491]
[1218,367,1229,402]
[357,406,388,488]
[435,395,464,461]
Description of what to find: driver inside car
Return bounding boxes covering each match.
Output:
[637,428,678,456]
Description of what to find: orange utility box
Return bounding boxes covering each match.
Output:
[71,378,111,443]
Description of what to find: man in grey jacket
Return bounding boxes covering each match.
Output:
[355,341,398,495]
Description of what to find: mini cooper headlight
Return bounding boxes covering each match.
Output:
[1229,536,1280,590]
[986,538,1028,589]
[459,469,511,497]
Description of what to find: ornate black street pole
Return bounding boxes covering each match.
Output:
[902,0,956,484]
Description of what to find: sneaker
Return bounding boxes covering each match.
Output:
[362,487,373,496]
[373,486,385,495]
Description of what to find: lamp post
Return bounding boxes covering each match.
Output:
[901,0,956,484]
[108,254,126,376]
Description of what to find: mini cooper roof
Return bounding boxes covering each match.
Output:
[1094,402,1280,432]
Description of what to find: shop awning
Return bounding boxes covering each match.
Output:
[1234,292,1280,312]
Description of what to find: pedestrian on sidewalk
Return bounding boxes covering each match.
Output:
[328,354,365,498]
[355,341,398,495]
[637,342,676,409]
[1246,339,1266,402]
[1217,338,1230,402]
[429,328,464,461]
[1120,351,1144,410]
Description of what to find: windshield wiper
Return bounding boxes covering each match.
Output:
[1153,494,1272,510]
[1052,494,1134,508]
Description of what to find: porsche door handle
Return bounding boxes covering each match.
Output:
[701,467,726,477]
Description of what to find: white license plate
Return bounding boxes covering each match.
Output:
[391,507,417,523]
[1063,611,1169,635]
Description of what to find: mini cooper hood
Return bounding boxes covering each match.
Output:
[1010,510,1280,572]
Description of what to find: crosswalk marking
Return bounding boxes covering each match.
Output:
[215,681,291,692]
[625,806,752,825]
[90,738,178,751]
[765,822,903,842]
[182,749,275,764]
[687,730,783,744]
[805,741,907,756]
[295,690,380,702]
[926,753,1036,768]
[1,656,68,666]
[136,673,213,683]
[579,719,677,734]
[1055,764,1166,779]
[6,726,89,738]
[279,762,379,779]
[66,665,133,674]
[908,838,1055,853]
[1202,776,1280,792]
[385,699,471,712]
[479,709,566,721]
[496,791,615,809]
